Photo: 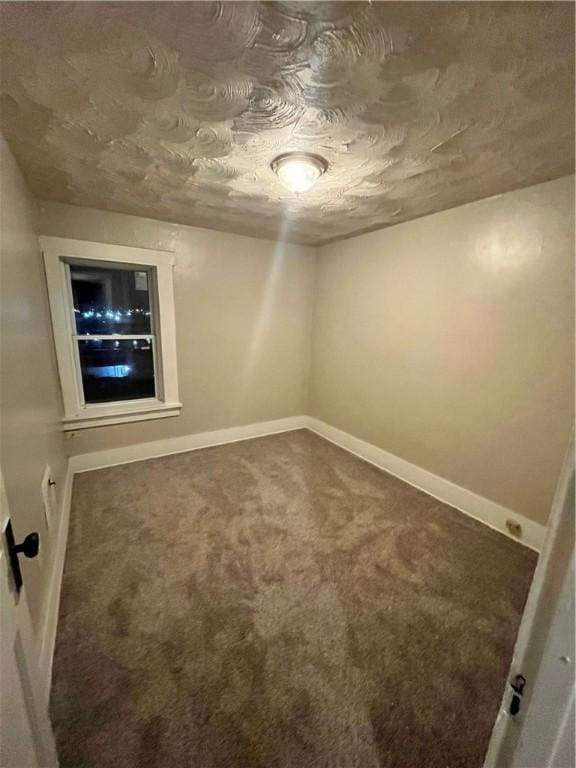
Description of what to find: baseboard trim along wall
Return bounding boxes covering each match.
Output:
[68,415,310,473]
[307,417,546,553]
[38,458,74,705]
[68,413,545,550]
[43,414,545,700]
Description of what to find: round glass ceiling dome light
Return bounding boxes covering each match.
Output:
[271,152,328,193]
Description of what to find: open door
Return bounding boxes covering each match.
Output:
[484,441,575,768]
[0,466,58,768]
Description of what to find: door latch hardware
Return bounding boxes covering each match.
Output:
[4,519,39,594]
[509,674,526,717]
[510,674,526,695]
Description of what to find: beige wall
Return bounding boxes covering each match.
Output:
[26,176,576,530]
[311,176,575,526]
[0,138,67,631]
[39,202,316,457]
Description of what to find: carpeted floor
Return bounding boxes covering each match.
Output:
[51,429,536,768]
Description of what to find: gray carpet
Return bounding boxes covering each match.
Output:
[51,429,536,768]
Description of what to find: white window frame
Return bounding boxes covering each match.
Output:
[41,236,181,430]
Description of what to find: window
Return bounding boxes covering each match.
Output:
[42,237,181,430]
[71,265,156,404]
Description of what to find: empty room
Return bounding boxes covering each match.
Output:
[0,2,574,767]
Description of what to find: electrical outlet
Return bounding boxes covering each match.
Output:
[506,519,522,539]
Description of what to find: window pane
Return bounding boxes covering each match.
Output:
[78,339,155,404]
[71,265,152,334]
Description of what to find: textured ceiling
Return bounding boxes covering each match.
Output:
[0,1,574,246]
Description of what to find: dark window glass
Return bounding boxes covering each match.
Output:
[78,339,155,404]
[71,265,152,335]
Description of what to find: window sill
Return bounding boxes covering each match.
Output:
[62,402,182,431]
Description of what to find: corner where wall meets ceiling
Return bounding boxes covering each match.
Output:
[0,1,574,246]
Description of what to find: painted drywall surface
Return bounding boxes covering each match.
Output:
[0,138,67,632]
[39,201,315,456]
[310,176,575,526]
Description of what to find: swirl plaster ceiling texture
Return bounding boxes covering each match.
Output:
[0,1,574,245]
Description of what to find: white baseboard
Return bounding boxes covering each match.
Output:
[69,415,309,473]
[69,413,546,550]
[38,458,74,705]
[307,417,546,552]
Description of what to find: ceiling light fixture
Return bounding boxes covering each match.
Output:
[271,152,328,193]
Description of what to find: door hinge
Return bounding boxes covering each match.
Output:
[509,673,526,716]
